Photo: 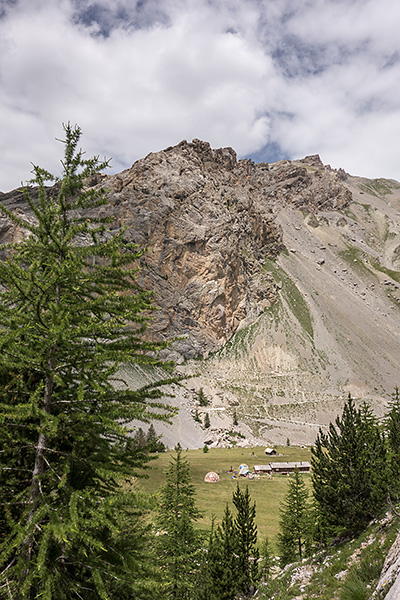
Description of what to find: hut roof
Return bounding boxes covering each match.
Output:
[270,461,311,470]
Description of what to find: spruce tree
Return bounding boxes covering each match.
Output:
[156,445,202,600]
[311,395,387,538]
[278,470,311,566]
[0,124,175,599]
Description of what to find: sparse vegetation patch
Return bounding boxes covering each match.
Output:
[263,258,314,339]
[358,178,400,197]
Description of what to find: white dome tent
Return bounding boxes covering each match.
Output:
[204,471,220,483]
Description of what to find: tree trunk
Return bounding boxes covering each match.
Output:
[24,349,56,564]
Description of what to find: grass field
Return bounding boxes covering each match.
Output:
[136,445,312,549]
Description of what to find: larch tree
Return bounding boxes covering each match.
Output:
[259,536,273,583]
[0,124,175,599]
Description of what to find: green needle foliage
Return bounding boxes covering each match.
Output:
[278,470,312,566]
[386,386,400,502]
[156,445,202,600]
[0,124,176,599]
[259,536,273,583]
[232,484,260,596]
[205,485,260,599]
[311,395,387,539]
[205,505,238,600]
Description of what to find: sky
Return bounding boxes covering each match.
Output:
[1,0,400,192]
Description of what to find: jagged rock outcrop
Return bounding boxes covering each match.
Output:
[87,141,352,360]
[374,526,400,599]
[0,140,354,363]
[3,139,400,447]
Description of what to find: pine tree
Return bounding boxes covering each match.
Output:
[232,484,260,596]
[147,423,157,445]
[311,395,387,538]
[259,536,273,582]
[386,387,400,502]
[278,470,311,566]
[133,427,148,449]
[197,388,209,407]
[205,505,238,600]
[204,412,211,428]
[0,124,175,599]
[156,445,202,600]
[233,409,238,426]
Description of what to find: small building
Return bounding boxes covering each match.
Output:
[254,465,272,475]
[264,447,277,455]
[269,461,311,474]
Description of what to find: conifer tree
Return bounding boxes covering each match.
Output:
[386,386,400,501]
[259,536,273,583]
[311,395,387,538]
[233,409,238,426]
[147,423,157,445]
[205,505,239,600]
[156,445,202,600]
[204,412,211,428]
[232,484,260,596]
[197,388,209,407]
[145,423,165,452]
[133,427,148,449]
[0,124,175,599]
[206,485,260,598]
[278,470,311,566]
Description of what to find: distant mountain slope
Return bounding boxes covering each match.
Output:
[1,141,399,446]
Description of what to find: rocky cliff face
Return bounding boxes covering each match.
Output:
[85,140,353,362]
[1,140,399,447]
[99,139,287,360]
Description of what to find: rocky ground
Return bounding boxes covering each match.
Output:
[1,141,399,448]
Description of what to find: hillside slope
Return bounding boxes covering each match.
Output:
[0,142,399,446]
[176,170,400,446]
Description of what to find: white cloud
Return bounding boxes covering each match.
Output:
[0,0,276,190]
[1,0,400,190]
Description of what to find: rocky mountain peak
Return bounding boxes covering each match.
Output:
[1,140,399,449]
[0,140,355,362]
